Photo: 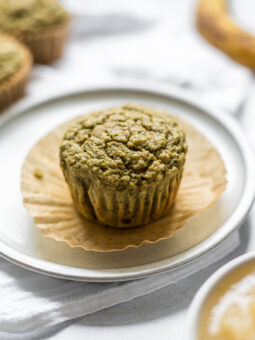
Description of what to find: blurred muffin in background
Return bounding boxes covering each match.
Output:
[0,0,70,64]
[0,33,32,111]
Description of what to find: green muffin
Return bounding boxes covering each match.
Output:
[0,0,70,64]
[0,33,32,110]
[60,104,187,228]
[0,37,23,85]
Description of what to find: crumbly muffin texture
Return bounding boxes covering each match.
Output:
[0,35,24,85]
[60,104,187,190]
[0,0,68,33]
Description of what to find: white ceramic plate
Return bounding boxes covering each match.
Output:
[0,85,254,282]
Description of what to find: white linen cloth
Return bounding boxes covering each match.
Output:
[0,0,253,338]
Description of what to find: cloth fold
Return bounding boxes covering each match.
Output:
[0,0,252,338]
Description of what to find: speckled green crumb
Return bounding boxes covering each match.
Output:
[0,0,68,33]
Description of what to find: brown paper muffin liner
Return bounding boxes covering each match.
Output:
[62,165,183,228]
[21,115,227,252]
[16,18,70,64]
[0,35,32,111]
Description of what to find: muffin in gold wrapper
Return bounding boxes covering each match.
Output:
[0,0,69,64]
[60,104,187,228]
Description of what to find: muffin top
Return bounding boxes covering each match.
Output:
[0,0,68,33]
[0,35,26,85]
[60,104,187,189]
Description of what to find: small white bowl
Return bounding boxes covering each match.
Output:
[188,252,255,340]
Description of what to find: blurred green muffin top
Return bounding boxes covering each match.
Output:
[60,104,187,189]
[0,35,25,85]
[0,0,68,33]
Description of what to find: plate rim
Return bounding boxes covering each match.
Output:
[0,83,255,282]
